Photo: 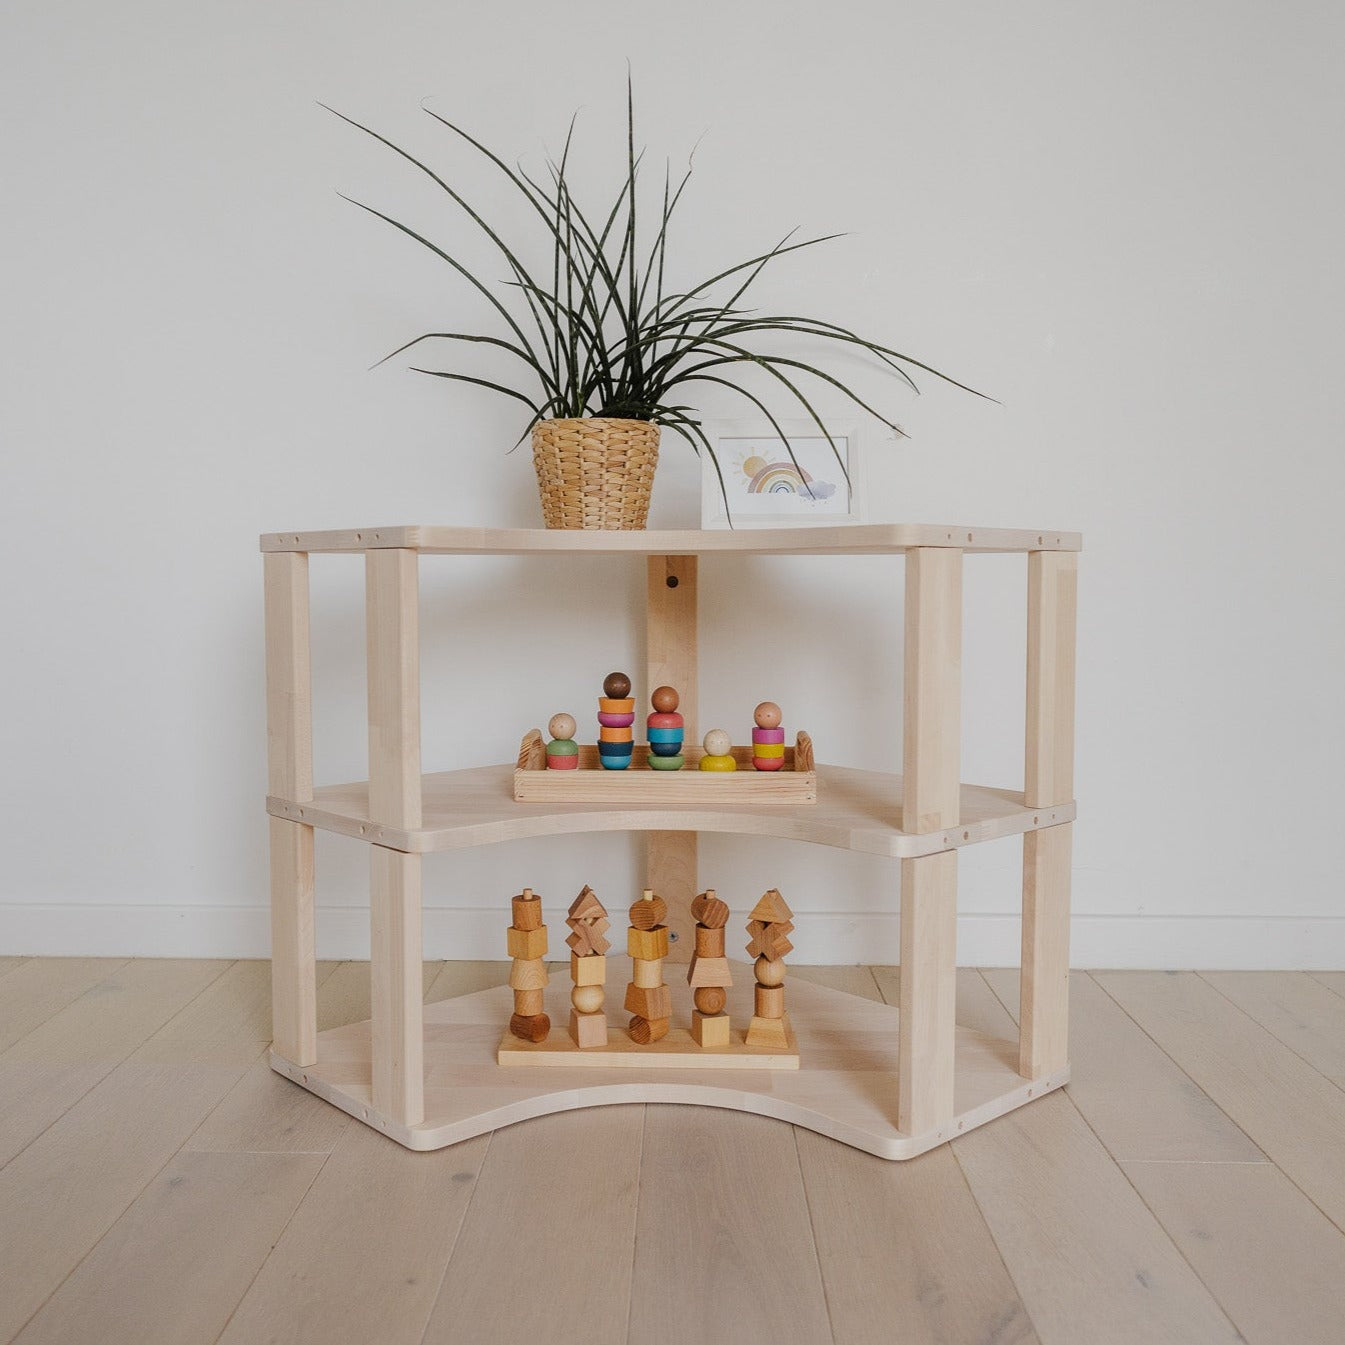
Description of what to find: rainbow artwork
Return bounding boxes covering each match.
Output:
[708,434,854,522]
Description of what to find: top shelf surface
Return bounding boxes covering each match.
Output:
[259,523,1081,556]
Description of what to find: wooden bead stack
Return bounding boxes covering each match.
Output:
[751,701,785,771]
[698,727,737,772]
[744,888,794,1049]
[625,890,671,1043]
[545,712,579,770]
[506,888,550,1043]
[565,885,611,1048]
[686,888,733,1047]
[646,684,685,771]
[597,671,635,771]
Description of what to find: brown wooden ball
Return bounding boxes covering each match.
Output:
[651,685,679,713]
[548,712,577,741]
[755,955,787,987]
[754,701,783,729]
[603,671,631,698]
[571,984,605,1014]
[694,986,727,1015]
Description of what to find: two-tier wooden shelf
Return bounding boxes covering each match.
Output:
[263,523,1079,1158]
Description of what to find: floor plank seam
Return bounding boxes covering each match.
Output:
[789,1125,840,1345]
[1306,971,1345,1001]
[621,1105,647,1345]
[1085,973,1272,1163]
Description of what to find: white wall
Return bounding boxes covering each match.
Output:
[2,1,1342,967]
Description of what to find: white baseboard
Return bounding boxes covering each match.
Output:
[3,904,1344,969]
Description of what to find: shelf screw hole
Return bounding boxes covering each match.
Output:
[355,533,362,541]
[666,575,679,588]
[1037,535,1043,545]
[301,1074,308,1083]
[363,1109,370,1119]
[1033,816,1039,825]
[958,1121,964,1131]
[297,808,305,819]
[668,929,680,942]
[963,830,969,840]
[359,826,366,835]
[967,532,973,542]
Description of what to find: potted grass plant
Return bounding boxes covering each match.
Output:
[325,83,985,528]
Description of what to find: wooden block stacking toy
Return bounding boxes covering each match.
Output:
[646,684,685,771]
[698,727,737,772]
[625,889,671,1043]
[745,888,794,1049]
[687,889,733,1047]
[752,701,786,771]
[566,886,610,1048]
[506,889,550,1042]
[546,712,579,770]
[598,671,635,770]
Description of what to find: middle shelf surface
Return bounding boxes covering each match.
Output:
[268,762,1075,857]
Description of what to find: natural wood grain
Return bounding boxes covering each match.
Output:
[1025,549,1077,809]
[216,1121,490,1345]
[273,763,1072,858]
[370,846,424,1125]
[263,550,312,801]
[629,1105,832,1343]
[365,547,421,829]
[899,852,958,1134]
[1122,1158,1345,1345]
[1020,823,1072,1079]
[1096,971,1345,1231]
[0,958,129,1054]
[981,969,1265,1163]
[903,546,963,833]
[261,522,1083,555]
[13,1150,325,1345]
[423,1108,643,1342]
[270,815,316,1065]
[1201,970,1345,1085]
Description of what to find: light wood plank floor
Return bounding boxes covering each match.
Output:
[3,959,1344,1344]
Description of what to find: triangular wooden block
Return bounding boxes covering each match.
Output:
[686,955,732,988]
[749,888,794,924]
[567,885,607,923]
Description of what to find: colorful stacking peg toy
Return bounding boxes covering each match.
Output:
[699,727,737,771]
[752,701,786,771]
[546,712,579,770]
[646,685,685,771]
[598,671,635,770]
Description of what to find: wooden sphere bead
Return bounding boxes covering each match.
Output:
[693,986,727,1015]
[703,728,732,757]
[651,685,679,713]
[754,701,782,729]
[571,984,605,1014]
[548,712,576,740]
[603,671,631,698]
[755,956,787,986]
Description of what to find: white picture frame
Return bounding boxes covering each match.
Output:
[699,420,864,529]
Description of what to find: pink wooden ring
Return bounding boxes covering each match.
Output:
[752,727,786,744]
[547,754,581,770]
[752,757,786,772]
[597,711,635,727]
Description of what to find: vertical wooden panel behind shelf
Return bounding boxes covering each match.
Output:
[264,551,316,1066]
[366,548,424,1124]
[646,556,697,961]
[898,548,962,1133]
[1021,549,1077,1080]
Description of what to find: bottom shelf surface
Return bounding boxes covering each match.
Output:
[271,970,1069,1160]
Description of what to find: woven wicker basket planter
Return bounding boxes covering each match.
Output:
[531,417,660,530]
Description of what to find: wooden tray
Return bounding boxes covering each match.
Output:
[513,730,816,804]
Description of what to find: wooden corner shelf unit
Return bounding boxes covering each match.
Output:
[263,523,1080,1158]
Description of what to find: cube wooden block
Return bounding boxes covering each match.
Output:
[506,925,548,960]
[694,925,726,957]
[570,953,606,986]
[632,958,664,989]
[690,1011,731,1048]
[513,987,546,1017]
[511,893,543,930]
[755,983,786,1018]
[569,1009,608,1049]
[627,926,670,961]
[687,955,732,989]
[624,983,672,1021]
[745,1013,790,1050]
[508,958,549,991]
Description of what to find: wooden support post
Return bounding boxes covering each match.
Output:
[647,555,697,961]
[899,851,957,1134]
[898,547,962,1133]
[366,548,423,1123]
[371,845,424,1124]
[264,551,316,1066]
[1020,550,1077,1079]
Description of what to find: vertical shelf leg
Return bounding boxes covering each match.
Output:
[264,551,316,1066]
[899,851,957,1134]
[646,555,698,961]
[366,547,423,1123]
[899,547,962,1133]
[1020,549,1078,1080]
[371,845,424,1126]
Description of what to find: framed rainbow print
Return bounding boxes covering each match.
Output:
[700,420,863,529]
